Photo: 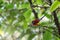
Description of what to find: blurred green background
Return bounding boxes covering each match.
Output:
[0,0,60,40]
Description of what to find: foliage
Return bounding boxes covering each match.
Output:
[0,0,60,40]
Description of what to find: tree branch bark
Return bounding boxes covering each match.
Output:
[49,0,60,35]
[28,0,38,19]
[52,11,60,35]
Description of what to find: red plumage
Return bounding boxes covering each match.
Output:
[32,19,40,25]
[32,15,45,26]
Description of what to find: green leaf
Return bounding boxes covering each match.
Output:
[27,34,36,40]
[36,0,43,4]
[42,11,51,19]
[0,0,3,8]
[18,14,25,22]
[40,22,49,26]
[5,3,14,9]
[45,13,51,19]
[23,20,28,29]
[0,9,3,13]
[26,28,31,34]
[21,3,30,8]
[24,9,31,18]
[24,9,31,21]
[43,29,52,40]
[50,1,60,12]
[10,11,17,16]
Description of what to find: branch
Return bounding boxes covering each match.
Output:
[49,0,60,35]
[52,11,60,35]
[28,0,38,19]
